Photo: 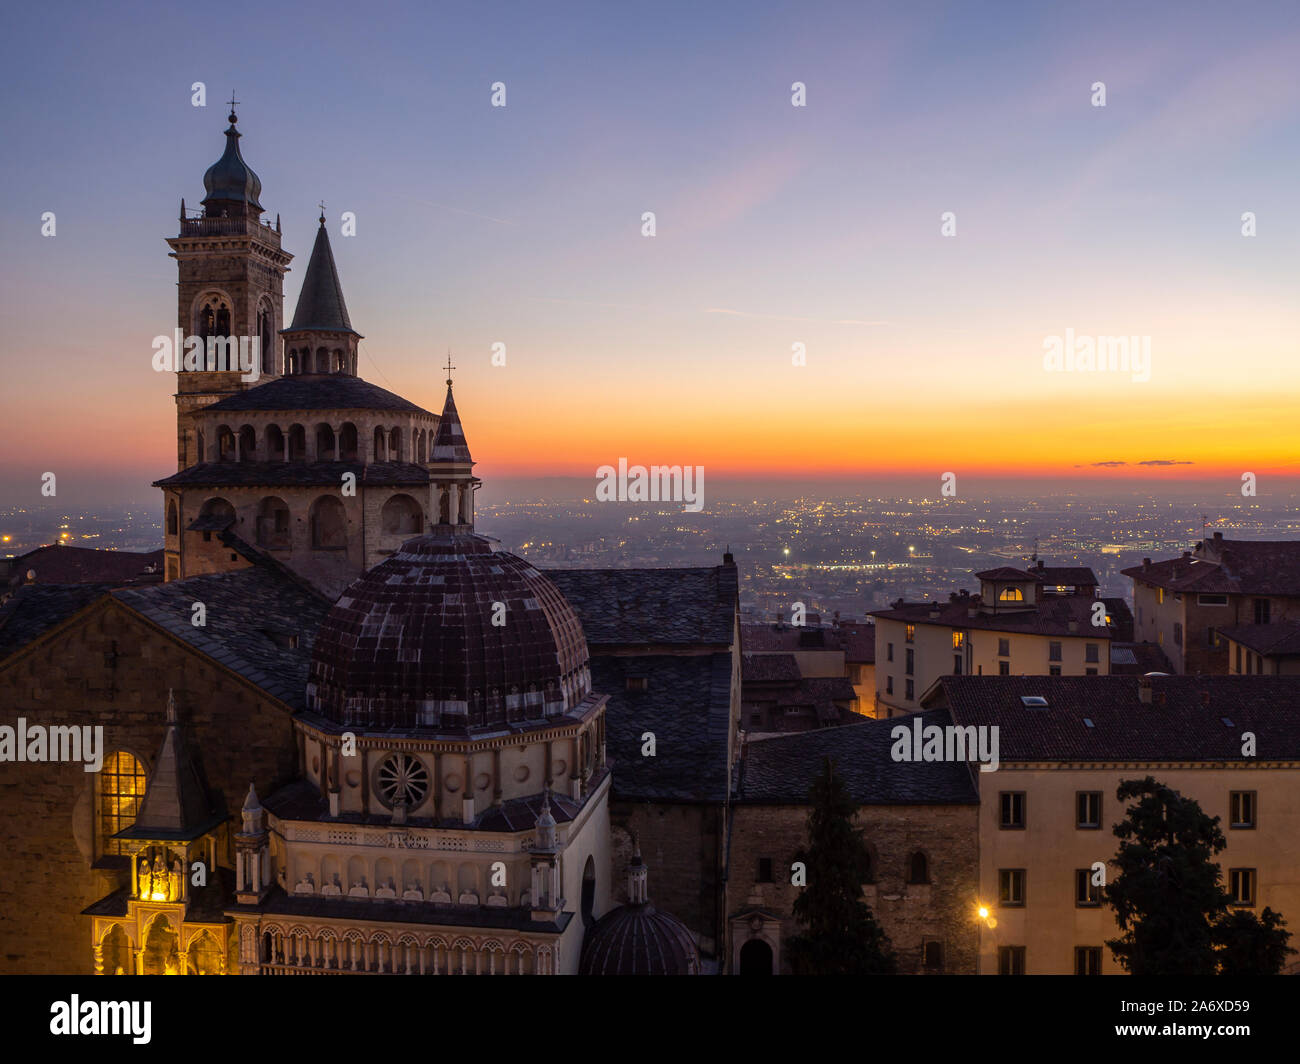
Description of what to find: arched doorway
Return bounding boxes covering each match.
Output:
[581,856,596,926]
[739,938,773,975]
[141,915,181,975]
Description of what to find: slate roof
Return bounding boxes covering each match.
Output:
[4,543,163,586]
[0,583,114,661]
[742,652,802,684]
[431,383,472,463]
[1122,538,1300,596]
[548,564,738,648]
[739,711,979,805]
[1031,564,1099,586]
[741,621,875,662]
[201,375,430,414]
[286,220,357,334]
[589,653,734,802]
[871,595,1104,638]
[1109,641,1175,675]
[929,675,1300,761]
[1220,622,1300,657]
[111,567,330,711]
[154,460,430,488]
[976,566,1039,582]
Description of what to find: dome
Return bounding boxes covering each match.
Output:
[307,527,591,732]
[202,111,264,214]
[579,904,701,976]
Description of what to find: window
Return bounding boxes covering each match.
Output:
[886,676,894,695]
[1229,868,1256,907]
[1085,667,1098,675]
[1157,588,1165,605]
[1075,947,1102,975]
[905,679,914,701]
[887,642,894,662]
[1085,643,1099,663]
[1236,645,1243,673]
[907,852,929,884]
[999,792,1025,829]
[1199,593,1228,606]
[905,624,915,643]
[905,648,914,676]
[952,631,965,650]
[997,946,1026,975]
[1230,791,1256,829]
[1048,641,1062,662]
[998,869,1025,906]
[375,753,430,809]
[1076,791,1101,829]
[998,638,1010,657]
[757,858,773,884]
[998,586,1024,602]
[1049,666,1061,676]
[922,940,944,971]
[1173,622,1183,646]
[1254,599,1271,624]
[1075,868,1102,907]
[953,654,963,675]
[749,712,762,726]
[999,661,1010,676]
[626,676,648,691]
[98,751,148,857]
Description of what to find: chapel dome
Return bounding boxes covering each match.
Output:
[579,850,701,976]
[306,527,591,733]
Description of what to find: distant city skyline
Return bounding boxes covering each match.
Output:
[3,1,1300,509]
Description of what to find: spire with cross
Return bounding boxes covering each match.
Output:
[227,93,240,123]
[445,351,455,387]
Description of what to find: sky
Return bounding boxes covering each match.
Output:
[1,0,1299,507]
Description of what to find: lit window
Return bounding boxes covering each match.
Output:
[98,751,147,857]
[998,587,1023,602]
[905,624,915,643]
[952,631,965,650]
[1075,869,1102,907]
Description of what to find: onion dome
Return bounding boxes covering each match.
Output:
[201,108,263,215]
[306,527,592,733]
[579,845,701,975]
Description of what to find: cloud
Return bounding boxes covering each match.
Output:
[1089,461,1128,468]
[1138,459,1194,466]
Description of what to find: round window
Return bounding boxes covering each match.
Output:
[376,753,429,808]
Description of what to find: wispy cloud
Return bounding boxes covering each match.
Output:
[401,195,513,226]
[1138,459,1194,466]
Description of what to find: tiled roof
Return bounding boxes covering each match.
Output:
[286,220,357,334]
[1220,622,1300,657]
[739,711,979,805]
[590,653,734,802]
[1031,565,1098,586]
[112,567,330,711]
[431,384,472,463]
[837,622,876,663]
[871,595,1105,638]
[1122,538,1300,596]
[154,460,430,488]
[548,564,737,648]
[930,675,1300,761]
[1109,641,1175,675]
[0,583,113,661]
[4,543,163,586]
[741,621,875,662]
[202,375,430,414]
[742,652,801,683]
[976,566,1039,581]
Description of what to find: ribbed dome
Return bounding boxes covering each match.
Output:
[307,528,591,732]
[579,903,701,976]
[202,111,263,213]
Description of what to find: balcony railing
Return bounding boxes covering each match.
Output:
[179,215,280,240]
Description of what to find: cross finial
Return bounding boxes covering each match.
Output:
[318,200,326,225]
[445,350,455,386]
[227,93,240,122]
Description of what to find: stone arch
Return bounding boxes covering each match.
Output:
[216,425,236,461]
[256,298,276,375]
[333,349,345,373]
[373,426,387,462]
[193,290,233,340]
[287,349,299,374]
[739,938,773,975]
[196,429,205,464]
[346,855,368,893]
[907,850,930,884]
[389,427,403,462]
[199,497,235,526]
[581,854,596,926]
[315,347,329,374]
[315,422,336,461]
[100,923,132,976]
[381,493,423,535]
[238,424,257,461]
[310,495,347,550]
[166,499,178,536]
[141,913,181,975]
[187,929,224,974]
[266,424,285,461]
[288,423,307,461]
[339,422,358,461]
[457,863,480,901]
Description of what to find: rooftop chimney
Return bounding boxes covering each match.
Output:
[1068,620,1078,633]
[1214,532,1223,542]
[1139,677,1153,704]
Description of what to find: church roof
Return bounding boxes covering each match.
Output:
[286,218,357,335]
[201,110,263,213]
[201,374,430,414]
[112,567,330,711]
[116,693,226,841]
[548,564,738,648]
[154,460,431,489]
[431,383,472,462]
[0,583,114,661]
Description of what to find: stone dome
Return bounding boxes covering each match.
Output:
[579,849,701,975]
[307,528,591,733]
[579,903,701,976]
[202,111,264,213]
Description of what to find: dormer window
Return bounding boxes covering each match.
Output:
[626,676,648,692]
[998,586,1024,602]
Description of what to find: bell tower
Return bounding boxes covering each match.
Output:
[165,103,293,471]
